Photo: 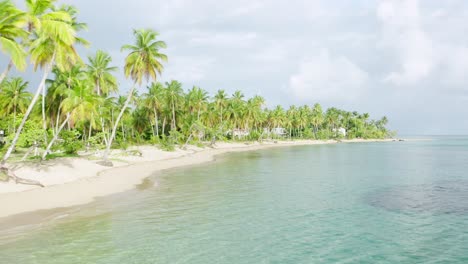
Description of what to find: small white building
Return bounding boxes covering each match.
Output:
[271,127,287,136]
[263,127,287,137]
[333,127,347,137]
[231,128,250,138]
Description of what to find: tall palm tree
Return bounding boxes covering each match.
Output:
[165,80,183,131]
[0,0,28,84]
[1,4,80,166]
[143,82,165,137]
[0,78,32,133]
[87,50,118,96]
[214,89,228,125]
[186,86,208,121]
[103,29,167,163]
[229,90,246,131]
[311,103,323,138]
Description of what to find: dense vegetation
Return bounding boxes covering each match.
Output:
[0,0,392,164]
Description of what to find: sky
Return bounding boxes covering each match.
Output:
[5,0,468,135]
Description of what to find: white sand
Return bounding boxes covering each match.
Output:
[0,139,395,218]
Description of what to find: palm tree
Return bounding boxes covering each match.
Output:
[311,103,323,139]
[103,29,167,163]
[87,50,118,96]
[229,90,246,131]
[42,80,98,159]
[143,82,165,137]
[165,80,183,131]
[0,0,28,84]
[186,86,208,121]
[1,4,80,166]
[0,78,32,133]
[214,89,228,128]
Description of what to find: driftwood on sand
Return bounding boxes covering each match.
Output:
[0,166,45,187]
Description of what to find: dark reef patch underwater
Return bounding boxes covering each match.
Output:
[366,180,468,214]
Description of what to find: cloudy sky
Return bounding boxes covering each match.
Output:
[6,0,468,135]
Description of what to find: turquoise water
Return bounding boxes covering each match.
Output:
[1,137,468,263]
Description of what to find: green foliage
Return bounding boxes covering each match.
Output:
[6,115,44,148]
[302,129,313,139]
[58,130,82,154]
[159,135,175,151]
[115,137,129,150]
[87,133,106,149]
[169,130,184,145]
[248,130,261,141]
[315,130,329,140]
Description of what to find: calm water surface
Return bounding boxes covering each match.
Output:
[1,137,468,263]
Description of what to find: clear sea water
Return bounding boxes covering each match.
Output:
[1,136,468,263]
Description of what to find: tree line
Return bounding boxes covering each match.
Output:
[0,0,392,166]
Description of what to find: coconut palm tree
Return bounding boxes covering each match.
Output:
[42,80,98,159]
[229,90,246,131]
[0,0,28,84]
[186,86,208,121]
[46,65,87,134]
[165,80,183,131]
[214,89,228,128]
[103,29,167,163]
[0,78,32,133]
[87,50,118,96]
[1,4,80,166]
[143,82,165,137]
[311,103,323,139]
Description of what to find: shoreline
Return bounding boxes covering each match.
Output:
[0,139,396,219]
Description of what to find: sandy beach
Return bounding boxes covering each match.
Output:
[0,139,395,219]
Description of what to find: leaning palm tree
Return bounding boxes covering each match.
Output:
[1,7,79,166]
[42,80,97,160]
[102,29,167,164]
[0,78,32,133]
[0,0,28,84]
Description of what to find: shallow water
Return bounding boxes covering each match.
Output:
[1,137,468,263]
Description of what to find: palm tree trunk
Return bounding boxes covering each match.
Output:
[13,106,16,134]
[171,99,176,131]
[103,86,135,162]
[42,80,47,144]
[153,107,159,137]
[121,122,125,141]
[100,117,108,146]
[220,107,223,124]
[54,106,61,136]
[42,113,70,160]
[88,119,93,141]
[162,117,166,136]
[0,60,13,85]
[1,60,54,166]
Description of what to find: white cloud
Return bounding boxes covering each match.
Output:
[162,56,216,84]
[228,1,265,17]
[289,50,369,103]
[378,0,435,85]
[189,32,258,47]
